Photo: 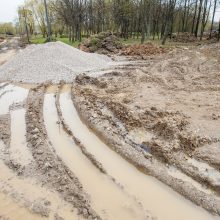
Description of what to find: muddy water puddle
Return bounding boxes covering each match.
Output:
[59,91,220,220]
[0,84,28,114]
[44,94,149,220]
[10,108,33,165]
[0,84,83,220]
[0,159,82,220]
[0,192,45,220]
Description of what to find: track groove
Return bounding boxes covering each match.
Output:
[25,85,99,219]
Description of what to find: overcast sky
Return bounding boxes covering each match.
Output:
[0,0,24,23]
[0,0,220,23]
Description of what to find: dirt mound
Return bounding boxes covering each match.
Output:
[79,31,123,54]
[171,32,198,43]
[120,42,167,57]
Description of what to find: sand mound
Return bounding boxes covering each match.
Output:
[0,41,113,83]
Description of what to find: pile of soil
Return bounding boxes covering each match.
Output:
[79,31,123,54]
[171,32,198,43]
[120,42,167,58]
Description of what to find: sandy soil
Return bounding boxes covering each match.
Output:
[0,37,22,65]
[71,42,220,215]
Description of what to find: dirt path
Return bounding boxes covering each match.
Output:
[0,37,22,66]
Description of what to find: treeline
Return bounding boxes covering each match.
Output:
[18,0,220,43]
[0,23,16,35]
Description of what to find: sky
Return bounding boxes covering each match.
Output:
[0,0,219,23]
[0,0,24,23]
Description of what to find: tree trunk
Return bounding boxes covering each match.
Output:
[162,0,176,45]
[194,0,203,38]
[218,18,220,41]
[200,0,208,40]
[209,0,217,39]
[191,0,198,33]
[43,0,52,42]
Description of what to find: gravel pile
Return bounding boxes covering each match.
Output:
[0,41,113,83]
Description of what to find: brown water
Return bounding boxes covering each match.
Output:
[10,108,33,165]
[0,84,83,220]
[0,84,28,114]
[0,192,45,220]
[59,91,220,220]
[44,94,150,220]
[0,158,82,220]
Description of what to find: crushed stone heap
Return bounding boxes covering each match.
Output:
[0,41,113,83]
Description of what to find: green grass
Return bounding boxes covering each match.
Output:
[30,36,84,48]
[56,37,84,47]
[31,36,46,44]
[31,34,189,50]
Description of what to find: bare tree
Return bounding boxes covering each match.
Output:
[195,0,203,37]
[209,0,217,38]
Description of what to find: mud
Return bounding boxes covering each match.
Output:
[0,159,83,220]
[44,93,152,220]
[0,84,28,115]
[57,89,219,220]
[0,114,10,147]
[0,37,22,65]
[0,42,220,220]
[71,43,220,215]
[25,85,99,219]
[55,84,107,174]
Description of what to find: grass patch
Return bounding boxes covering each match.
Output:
[31,35,189,50]
[31,35,84,48]
[31,36,46,44]
[56,37,84,47]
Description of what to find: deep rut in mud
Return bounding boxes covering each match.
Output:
[0,83,220,220]
[59,88,220,220]
[44,92,151,220]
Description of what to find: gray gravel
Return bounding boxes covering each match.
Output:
[0,41,113,83]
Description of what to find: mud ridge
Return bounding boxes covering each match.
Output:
[169,152,220,193]
[0,114,10,147]
[71,82,220,216]
[25,84,100,219]
[0,110,29,175]
[72,73,220,189]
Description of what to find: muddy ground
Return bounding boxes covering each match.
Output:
[72,42,220,214]
[0,37,23,65]
[0,41,220,220]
